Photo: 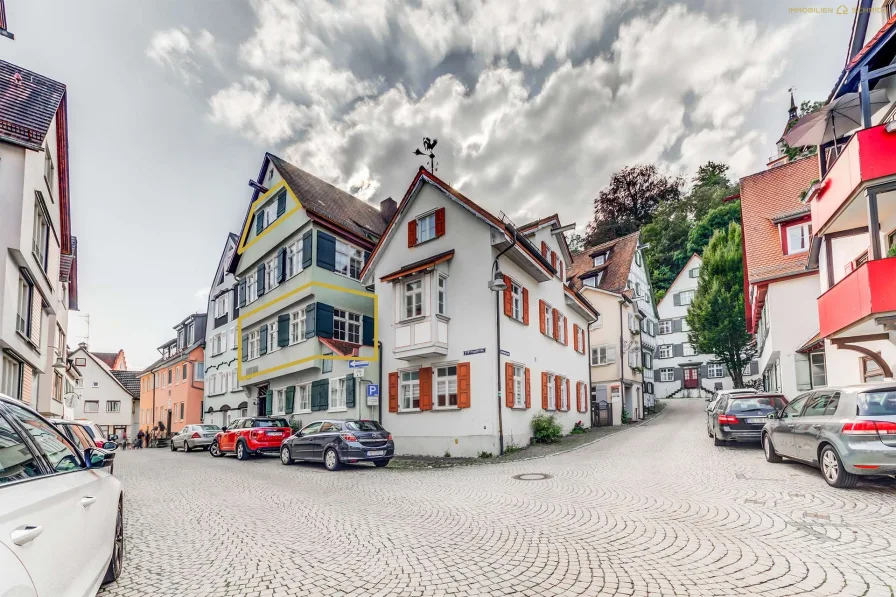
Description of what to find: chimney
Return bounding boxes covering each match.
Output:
[380,197,397,223]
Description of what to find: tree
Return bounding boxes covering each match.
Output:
[686,223,755,387]
[584,165,684,246]
[641,201,691,302]
[566,232,585,254]
[686,162,738,221]
[686,200,742,256]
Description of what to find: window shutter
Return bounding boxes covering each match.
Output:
[563,317,569,346]
[503,276,512,317]
[276,190,286,217]
[573,324,580,352]
[232,287,240,318]
[564,379,570,411]
[277,314,290,347]
[305,302,316,339]
[255,214,264,236]
[550,251,557,269]
[654,369,660,382]
[316,231,336,271]
[552,308,559,340]
[345,375,355,408]
[312,379,328,411]
[408,219,417,247]
[316,303,334,339]
[419,367,433,410]
[260,325,268,355]
[256,263,265,296]
[302,231,313,269]
[674,368,683,381]
[241,334,248,362]
[285,386,295,414]
[277,248,286,283]
[555,378,561,410]
[525,368,531,408]
[607,345,616,363]
[522,288,529,325]
[750,360,759,376]
[559,261,564,281]
[699,364,708,379]
[673,343,683,357]
[435,207,446,237]
[457,362,471,408]
[388,372,399,413]
[673,293,681,307]
[541,241,548,258]
[362,315,374,346]
[265,390,273,415]
[672,318,682,333]
[539,300,546,334]
[505,362,514,408]
[541,372,548,410]
[238,280,247,307]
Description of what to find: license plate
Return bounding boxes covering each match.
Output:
[267,431,283,436]
[367,450,385,457]
[747,418,765,424]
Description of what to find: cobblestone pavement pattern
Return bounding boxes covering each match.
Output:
[99,399,896,597]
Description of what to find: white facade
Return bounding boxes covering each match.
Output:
[655,254,758,399]
[362,173,596,457]
[66,348,138,437]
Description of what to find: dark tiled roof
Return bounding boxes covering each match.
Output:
[110,370,141,399]
[0,59,66,151]
[568,231,640,293]
[269,154,388,241]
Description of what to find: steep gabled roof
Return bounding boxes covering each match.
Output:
[0,59,66,151]
[67,347,137,399]
[656,253,701,310]
[91,350,127,371]
[110,370,141,399]
[567,231,640,293]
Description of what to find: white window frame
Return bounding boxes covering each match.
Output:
[560,376,568,410]
[577,326,585,353]
[689,267,700,278]
[592,344,616,366]
[329,377,347,411]
[1,355,22,400]
[593,253,606,267]
[290,308,306,344]
[511,282,523,321]
[707,363,724,378]
[33,200,49,271]
[682,343,696,357]
[659,368,675,382]
[403,278,424,320]
[231,368,240,392]
[287,238,303,279]
[214,293,227,318]
[543,302,553,337]
[228,326,237,350]
[547,374,557,410]
[265,257,278,291]
[333,308,361,344]
[195,362,204,381]
[274,387,286,414]
[437,275,447,316]
[335,240,363,280]
[786,222,811,255]
[658,345,672,359]
[512,365,525,408]
[267,321,278,352]
[416,212,436,244]
[658,320,671,335]
[399,370,420,411]
[84,400,99,413]
[247,330,260,360]
[297,383,312,412]
[246,272,258,303]
[16,274,31,336]
[557,313,566,344]
[435,364,458,409]
[678,290,695,306]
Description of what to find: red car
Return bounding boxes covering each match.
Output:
[209,416,291,460]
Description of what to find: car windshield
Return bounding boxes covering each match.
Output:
[856,391,896,416]
[198,425,220,431]
[252,419,289,428]
[344,421,384,431]
[726,396,785,414]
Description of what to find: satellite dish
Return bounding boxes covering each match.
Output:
[63,392,79,408]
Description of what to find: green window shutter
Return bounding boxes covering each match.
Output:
[276,190,286,217]
[302,232,312,269]
[316,231,336,271]
[255,214,264,236]
[241,334,248,362]
[285,386,295,414]
[260,325,268,355]
[277,314,290,347]
[305,302,316,339]
[238,280,246,307]
[311,379,328,411]
[316,303,334,339]
[277,248,286,283]
[362,315,374,346]
[265,390,273,415]
[256,264,265,296]
[345,375,355,408]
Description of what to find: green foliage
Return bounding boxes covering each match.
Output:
[888,244,896,258]
[686,223,755,387]
[504,443,524,454]
[443,450,451,458]
[621,408,630,424]
[687,201,742,256]
[566,232,585,254]
[641,202,692,297]
[530,413,563,443]
[478,451,494,459]
[800,100,825,117]
[570,420,587,435]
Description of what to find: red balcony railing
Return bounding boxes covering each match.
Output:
[810,124,896,235]
[818,256,896,338]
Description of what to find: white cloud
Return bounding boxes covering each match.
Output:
[208,76,310,145]
[147,27,217,85]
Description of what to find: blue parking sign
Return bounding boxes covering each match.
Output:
[366,384,379,406]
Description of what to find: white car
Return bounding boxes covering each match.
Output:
[0,393,124,597]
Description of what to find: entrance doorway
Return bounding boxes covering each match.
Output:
[257,386,269,416]
[683,367,699,389]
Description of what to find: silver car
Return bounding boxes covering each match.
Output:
[762,383,896,488]
[171,424,222,452]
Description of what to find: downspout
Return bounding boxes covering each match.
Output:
[377,340,383,423]
[619,297,625,420]
[493,231,517,456]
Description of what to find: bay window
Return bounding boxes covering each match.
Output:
[335,240,363,279]
[333,309,361,344]
[438,275,447,316]
[404,279,423,319]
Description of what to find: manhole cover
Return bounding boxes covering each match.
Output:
[512,473,552,481]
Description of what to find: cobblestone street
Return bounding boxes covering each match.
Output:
[99,399,896,597]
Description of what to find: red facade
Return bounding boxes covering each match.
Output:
[817,257,896,338]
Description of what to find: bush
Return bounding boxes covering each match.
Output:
[570,420,587,434]
[621,408,630,424]
[504,443,523,455]
[478,451,494,459]
[443,450,451,458]
[530,414,563,443]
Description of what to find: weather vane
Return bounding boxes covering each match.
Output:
[413,137,438,173]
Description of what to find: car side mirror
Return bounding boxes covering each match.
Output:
[767,412,778,419]
[85,448,107,469]
[102,441,119,451]
[109,434,119,441]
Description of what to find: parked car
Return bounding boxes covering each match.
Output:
[705,387,758,415]
[171,424,222,452]
[762,383,896,488]
[209,417,291,460]
[50,419,118,474]
[708,393,788,445]
[66,419,108,448]
[0,393,124,597]
[280,419,394,471]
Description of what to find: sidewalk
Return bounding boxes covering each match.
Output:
[389,401,667,469]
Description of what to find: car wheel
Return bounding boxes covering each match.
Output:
[101,498,124,585]
[713,433,725,447]
[183,441,190,453]
[820,445,858,489]
[763,434,783,463]
[280,446,293,465]
[209,441,223,457]
[374,460,390,468]
[324,448,341,471]
[236,441,251,461]
[170,441,177,451]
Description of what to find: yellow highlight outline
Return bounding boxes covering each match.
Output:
[237,280,378,382]
[236,180,302,255]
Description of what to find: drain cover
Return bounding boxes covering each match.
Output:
[512,473,552,481]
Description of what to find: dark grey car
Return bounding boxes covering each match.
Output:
[708,394,787,445]
[171,424,221,452]
[279,419,394,471]
[762,383,896,488]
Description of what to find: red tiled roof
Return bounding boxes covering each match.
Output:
[92,350,126,370]
[319,338,359,357]
[381,250,455,282]
[846,13,896,70]
[567,231,640,293]
[740,158,819,285]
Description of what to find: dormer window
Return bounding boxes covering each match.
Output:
[408,208,445,247]
[593,253,606,267]
[417,213,436,243]
[583,272,602,288]
[785,221,811,255]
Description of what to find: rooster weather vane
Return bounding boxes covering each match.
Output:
[413,137,438,173]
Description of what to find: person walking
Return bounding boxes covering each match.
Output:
[122,430,128,450]
[136,428,145,449]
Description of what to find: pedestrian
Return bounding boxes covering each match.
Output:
[136,428,145,449]
[122,430,128,450]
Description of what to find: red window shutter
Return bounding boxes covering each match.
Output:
[505,362,514,408]
[538,300,546,334]
[388,372,399,413]
[420,367,433,411]
[541,241,548,258]
[541,372,548,410]
[555,378,562,411]
[522,288,529,325]
[559,261,564,281]
[550,251,557,269]
[457,362,471,408]
[503,276,512,317]
[563,317,569,346]
[576,382,582,412]
[435,207,446,237]
[408,219,417,247]
[552,308,559,340]
[525,368,531,408]
[573,324,580,352]
[565,379,571,411]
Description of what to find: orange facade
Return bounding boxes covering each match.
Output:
[138,345,205,433]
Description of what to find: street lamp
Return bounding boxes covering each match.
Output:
[489,229,517,457]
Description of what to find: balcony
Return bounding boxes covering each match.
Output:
[810,123,896,236]
[817,256,896,338]
[394,315,448,360]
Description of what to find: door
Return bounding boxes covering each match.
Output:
[793,392,838,462]
[0,406,106,597]
[772,393,812,457]
[292,421,323,460]
[683,367,699,389]
[221,419,241,452]
[313,422,341,461]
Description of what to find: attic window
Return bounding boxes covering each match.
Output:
[583,272,602,288]
[593,253,606,267]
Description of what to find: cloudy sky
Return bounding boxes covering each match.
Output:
[3,0,852,369]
